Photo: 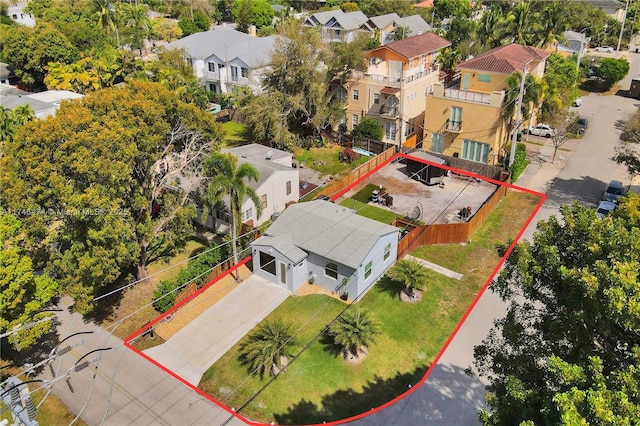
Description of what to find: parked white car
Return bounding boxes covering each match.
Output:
[523,124,556,138]
[595,46,614,53]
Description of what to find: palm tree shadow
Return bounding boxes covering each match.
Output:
[319,332,343,358]
[373,276,404,300]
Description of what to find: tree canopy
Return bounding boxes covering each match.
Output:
[594,58,630,90]
[473,198,640,424]
[0,81,223,312]
[232,0,274,33]
[351,117,383,140]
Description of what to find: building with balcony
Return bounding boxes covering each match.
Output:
[422,43,549,164]
[344,32,451,147]
[167,28,280,95]
[302,9,372,43]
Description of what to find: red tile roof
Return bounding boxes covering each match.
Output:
[414,0,434,7]
[371,32,451,59]
[457,43,550,74]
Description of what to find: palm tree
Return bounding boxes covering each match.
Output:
[476,4,509,48]
[94,0,120,47]
[504,0,535,46]
[204,153,262,270]
[329,306,379,361]
[239,319,297,378]
[502,72,544,125]
[387,258,429,299]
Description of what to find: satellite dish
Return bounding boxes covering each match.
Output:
[266,150,274,160]
[410,203,422,222]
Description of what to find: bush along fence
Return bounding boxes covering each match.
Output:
[152,242,233,313]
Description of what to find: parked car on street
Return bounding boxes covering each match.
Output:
[595,46,614,53]
[596,200,617,218]
[572,97,583,107]
[568,117,589,135]
[603,180,625,203]
[523,124,556,138]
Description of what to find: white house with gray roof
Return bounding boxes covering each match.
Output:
[167,28,280,95]
[251,200,399,299]
[199,144,299,234]
[302,10,372,43]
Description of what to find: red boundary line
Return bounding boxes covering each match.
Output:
[124,155,546,426]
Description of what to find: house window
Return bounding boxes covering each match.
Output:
[286,180,291,196]
[364,261,373,279]
[384,244,391,261]
[352,114,359,127]
[373,93,380,104]
[431,133,444,153]
[353,89,359,100]
[261,194,267,209]
[404,118,415,137]
[230,66,239,81]
[325,262,338,280]
[478,73,492,82]
[450,106,462,129]
[208,62,216,72]
[385,122,396,140]
[241,67,248,78]
[462,139,490,163]
[208,83,218,93]
[244,208,252,221]
[260,251,277,276]
[215,208,230,223]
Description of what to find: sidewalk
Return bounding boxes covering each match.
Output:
[513,135,581,192]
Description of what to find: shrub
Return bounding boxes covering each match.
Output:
[351,117,383,140]
[505,143,528,182]
[339,147,359,164]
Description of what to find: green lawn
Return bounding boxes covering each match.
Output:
[339,199,406,225]
[293,145,369,177]
[221,121,253,147]
[198,189,541,423]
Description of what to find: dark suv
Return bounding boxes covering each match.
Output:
[603,180,624,203]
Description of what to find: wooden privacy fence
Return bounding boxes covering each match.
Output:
[318,146,397,199]
[397,183,509,259]
[171,258,235,309]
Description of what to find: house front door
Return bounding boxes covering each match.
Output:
[279,262,287,286]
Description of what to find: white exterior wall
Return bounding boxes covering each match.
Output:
[251,244,308,292]
[306,252,357,294]
[8,4,35,27]
[242,169,299,226]
[353,231,398,298]
[201,56,264,95]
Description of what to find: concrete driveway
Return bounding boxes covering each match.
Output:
[144,275,290,386]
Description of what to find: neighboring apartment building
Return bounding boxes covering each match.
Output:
[301,9,372,42]
[199,144,299,234]
[367,13,431,45]
[167,28,280,95]
[344,32,451,147]
[423,43,549,164]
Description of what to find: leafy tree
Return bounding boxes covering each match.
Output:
[351,117,383,140]
[232,0,274,32]
[0,23,79,90]
[150,17,183,42]
[393,25,411,41]
[503,71,544,125]
[203,153,262,269]
[594,57,630,90]
[1,213,58,351]
[615,108,640,181]
[387,258,429,298]
[0,105,35,146]
[436,47,461,74]
[0,81,223,312]
[359,0,415,17]
[342,2,359,12]
[473,199,640,424]
[433,0,472,20]
[178,11,210,37]
[540,53,578,122]
[93,0,120,46]
[476,4,509,48]
[329,306,379,360]
[240,319,298,378]
[118,3,150,54]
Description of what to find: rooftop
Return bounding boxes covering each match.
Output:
[257,200,398,269]
[457,43,550,74]
[371,32,451,59]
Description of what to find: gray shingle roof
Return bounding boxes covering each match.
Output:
[255,235,308,264]
[167,28,280,68]
[305,10,369,30]
[223,144,291,165]
[259,200,398,269]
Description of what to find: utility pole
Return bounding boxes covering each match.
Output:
[618,0,630,52]
[509,61,529,168]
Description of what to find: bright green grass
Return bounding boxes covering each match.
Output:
[351,183,385,203]
[221,121,253,147]
[293,146,369,177]
[339,199,405,225]
[198,189,541,423]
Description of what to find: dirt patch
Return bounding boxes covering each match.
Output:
[153,265,253,340]
[295,282,350,303]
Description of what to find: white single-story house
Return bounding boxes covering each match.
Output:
[0,83,84,118]
[166,28,280,95]
[251,200,399,299]
[199,144,299,233]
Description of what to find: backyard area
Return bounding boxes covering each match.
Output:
[221,121,253,147]
[293,145,370,179]
[198,189,541,424]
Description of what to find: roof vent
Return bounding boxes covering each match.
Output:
[266,150,274,160]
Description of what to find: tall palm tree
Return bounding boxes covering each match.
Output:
[504,0,535,46]
[387,258,430,298]
[502,72,544,125]
[477,4,509,48]
[204,153,262,269]
[329,306,379,360]
[239,319,298,378]
[94,0,120,47]
[535,1,565,49]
